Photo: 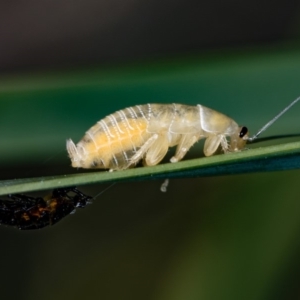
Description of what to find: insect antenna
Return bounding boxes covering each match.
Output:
[247,96,300,142]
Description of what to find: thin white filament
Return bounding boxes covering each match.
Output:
[248,96,300,142]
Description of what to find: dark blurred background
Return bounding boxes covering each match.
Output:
[1,0,300,73]
[1,1,300,300]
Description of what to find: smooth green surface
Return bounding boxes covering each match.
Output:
[0,141,300,195]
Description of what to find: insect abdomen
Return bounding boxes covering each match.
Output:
[67,105,154,169]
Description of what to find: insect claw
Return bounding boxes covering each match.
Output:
[170,157,178,163]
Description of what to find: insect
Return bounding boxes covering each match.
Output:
[0,187,92,230]
[67,97,300,171]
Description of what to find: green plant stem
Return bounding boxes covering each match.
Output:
[0,141,299,196]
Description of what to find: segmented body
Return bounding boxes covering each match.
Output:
[67,104,248,170]
[0,187,92,230]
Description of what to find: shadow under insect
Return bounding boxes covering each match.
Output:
[0,187,92,230]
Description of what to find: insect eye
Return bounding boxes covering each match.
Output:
[239,126,248,138]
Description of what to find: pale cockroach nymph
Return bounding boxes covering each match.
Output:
[67,97,300,171]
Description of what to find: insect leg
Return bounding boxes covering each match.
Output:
[144,134,169,166]
[220,136,229,153]
[170,134,200,163]
[203,135,223,156]
[128,134,159,167]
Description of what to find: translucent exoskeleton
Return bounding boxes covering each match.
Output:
[0,187,92,230]
[67,104,248,170]
[67,98,300,171]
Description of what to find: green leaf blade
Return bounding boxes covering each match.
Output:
[0,141,299,196]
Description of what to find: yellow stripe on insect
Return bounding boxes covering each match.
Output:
[79,118,149,168]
